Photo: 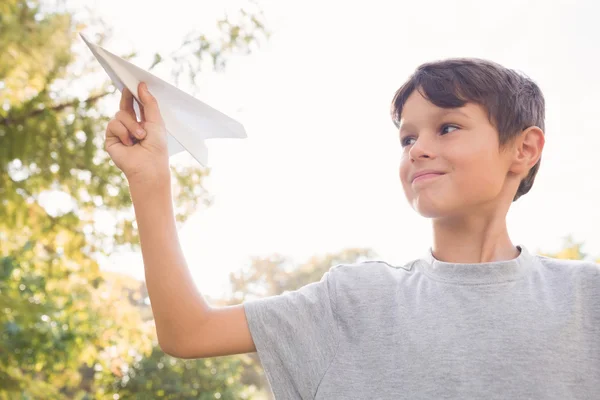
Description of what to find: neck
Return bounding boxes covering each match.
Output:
[431,212,519,264]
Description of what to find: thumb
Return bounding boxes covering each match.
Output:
[138,82,163,125]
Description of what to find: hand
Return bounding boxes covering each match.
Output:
[105,82,169,183]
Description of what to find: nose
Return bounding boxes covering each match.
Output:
[408,134,436,162]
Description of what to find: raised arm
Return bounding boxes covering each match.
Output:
[106,82,255,358]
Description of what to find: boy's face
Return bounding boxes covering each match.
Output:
[398,90,516,219]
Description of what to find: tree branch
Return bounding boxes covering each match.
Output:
[1,91,112,126]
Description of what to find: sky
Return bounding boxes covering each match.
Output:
[69,0,600,298]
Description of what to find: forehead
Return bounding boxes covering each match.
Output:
[398,90,487,128]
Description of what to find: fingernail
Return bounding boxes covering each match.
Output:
[136,128,146,138]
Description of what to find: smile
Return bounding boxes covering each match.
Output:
[412,173,444,185]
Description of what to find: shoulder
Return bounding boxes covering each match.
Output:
[331,258,416,276]
[323,259,419,324]
[532,254,600,288]
[328,258,418,293]
[534,254,600,274]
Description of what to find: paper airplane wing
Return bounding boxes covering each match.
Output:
[80,33,246,167]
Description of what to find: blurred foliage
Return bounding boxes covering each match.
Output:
[111,348,255,400]
[538,235,599,263]
[0,0,268,398]
[151,5,270,86]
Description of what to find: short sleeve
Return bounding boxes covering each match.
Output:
[243,267,340,400]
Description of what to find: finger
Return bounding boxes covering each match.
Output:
[114,110,146,140]
[106,119,135,146]
[137,82,163,124]
[119,88,136,119]
[138,99,146,122]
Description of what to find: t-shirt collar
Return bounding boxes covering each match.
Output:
[421,245,534,284]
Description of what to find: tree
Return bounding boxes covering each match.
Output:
[0,0,268,398]
[111,348,254,400]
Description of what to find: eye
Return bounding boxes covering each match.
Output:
[400,136,415,148]
[400,124,459,147]
[440,124,459,135]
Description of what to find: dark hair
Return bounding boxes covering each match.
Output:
[390,58,545,202]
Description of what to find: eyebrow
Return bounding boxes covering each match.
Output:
[439,109,471,119]
[398,122,417,135]
[398,109,472,133]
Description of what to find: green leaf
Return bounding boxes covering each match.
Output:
[149,53,163,70]
[0,256,16,280]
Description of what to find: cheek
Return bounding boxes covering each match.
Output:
[453,152,505,198]
[399,156,412,190]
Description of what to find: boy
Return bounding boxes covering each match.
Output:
[105,58,600,399]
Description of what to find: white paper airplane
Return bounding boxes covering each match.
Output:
[80,33,247,167]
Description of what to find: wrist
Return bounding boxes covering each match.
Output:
[127,170,171,195]
[127,166,170,185]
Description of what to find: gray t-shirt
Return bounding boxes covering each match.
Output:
[243,245,600,399]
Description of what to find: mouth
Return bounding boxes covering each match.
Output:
[411,173,445,184]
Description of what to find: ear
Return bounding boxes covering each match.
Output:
[508,126,545,177]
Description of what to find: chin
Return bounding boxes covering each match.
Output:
[411,197,450,219]
[413,206,445,219]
